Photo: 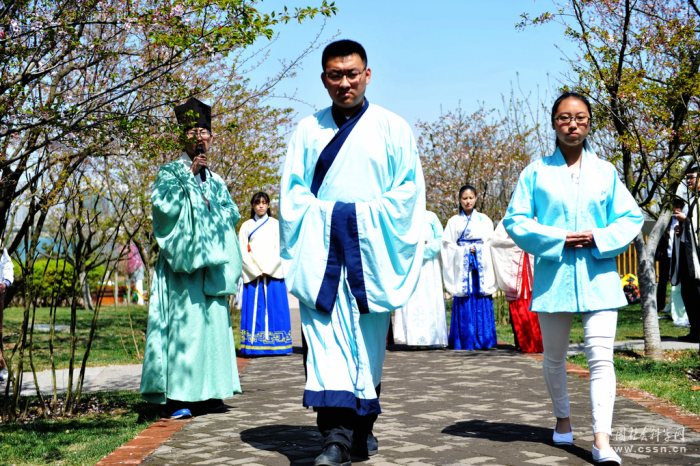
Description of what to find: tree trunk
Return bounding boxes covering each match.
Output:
[636,212,671,360]
[80,272,94,311]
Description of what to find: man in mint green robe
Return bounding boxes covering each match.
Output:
[140,98,242,417]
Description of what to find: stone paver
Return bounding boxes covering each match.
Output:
[142,348,700,465]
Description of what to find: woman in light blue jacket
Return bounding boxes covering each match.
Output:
[503,91,643,465]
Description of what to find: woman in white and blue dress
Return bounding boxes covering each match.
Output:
[503,91,643,465]
[441,185,497,350]
[238,192,293,356]
[392,210,448,347]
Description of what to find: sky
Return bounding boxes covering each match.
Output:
[242,0,579,127]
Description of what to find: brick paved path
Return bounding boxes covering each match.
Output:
[142,347,700,465]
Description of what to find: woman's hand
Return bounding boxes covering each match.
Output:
[565,230,595,248]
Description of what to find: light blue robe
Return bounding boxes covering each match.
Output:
[503,147,644,313]
[279,103,425,415]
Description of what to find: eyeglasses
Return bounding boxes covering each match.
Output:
[323,68,366,84]
[554,114,590,125]
[185,128,211,139]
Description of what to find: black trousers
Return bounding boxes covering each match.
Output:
[316,384,381,450]
[679,251,700,338]
[656,254,671,311]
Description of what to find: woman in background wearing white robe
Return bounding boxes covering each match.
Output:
[238,192,292,356]
[441,185,497,350]
[490,221,543,353]
[392,210,447,347]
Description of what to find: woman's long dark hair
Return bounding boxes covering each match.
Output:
[250,191,272,219]
[551,91,593,151]
[457,184,477,215]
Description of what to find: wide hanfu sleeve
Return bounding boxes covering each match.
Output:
[441,216,465,297]
[489,221,521,301]
[423,211,443,261]
[203,175,242,296]
[353,133,426,313]
[279,126,335,311]
[151,162,239,279]
[238,220,263,283]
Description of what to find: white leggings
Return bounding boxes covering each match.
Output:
[537,310,617,435]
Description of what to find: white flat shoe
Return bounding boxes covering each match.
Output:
[552,427,574,445]
[592,444,622,464]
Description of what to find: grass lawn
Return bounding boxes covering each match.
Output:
[3,305,149,371]
[565,302,689,343]
[2,304,243,371]
[569,350,700,416]
[553,301,700,417]
[0,391,161,466]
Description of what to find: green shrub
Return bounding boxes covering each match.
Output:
[28,258,77,304]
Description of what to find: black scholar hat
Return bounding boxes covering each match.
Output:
[174,97,211,131]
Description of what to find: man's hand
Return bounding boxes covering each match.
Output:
[0,282,6,294]
[565,230,595,248]
[191,154,208,176]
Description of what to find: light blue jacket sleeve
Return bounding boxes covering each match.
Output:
[502,163,568,261]
[590,167,644,258]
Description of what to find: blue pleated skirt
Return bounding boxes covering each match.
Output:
[239,277,293,356]
[449,271,496,350]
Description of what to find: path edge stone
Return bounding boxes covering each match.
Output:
[95,357,250,465]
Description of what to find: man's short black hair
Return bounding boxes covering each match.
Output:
[322,39,367,69]
[672,197,686,208]
[685,164,699,174]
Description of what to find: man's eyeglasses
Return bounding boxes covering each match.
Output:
[323,68,366,84]
[554,114,590,125]
[185,128,211,139]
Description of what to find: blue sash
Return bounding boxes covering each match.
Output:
[310,99,370,196]
[311,101,370,314]
[248,216,269,243]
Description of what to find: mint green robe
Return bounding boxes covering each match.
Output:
[140,159,243,404]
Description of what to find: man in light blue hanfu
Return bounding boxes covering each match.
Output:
[279,40,425,466]
[140,98,243,419]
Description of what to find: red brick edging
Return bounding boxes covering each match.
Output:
[96,418,192,465]
[96,357,250,465]
[526,352,700,434]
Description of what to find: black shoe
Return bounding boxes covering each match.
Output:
[678,334,700,343]
[190,399,228,416]
[314,443,351,466]
[350,432,378,460]
[366,433,378,456]
[204,399,228,413]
